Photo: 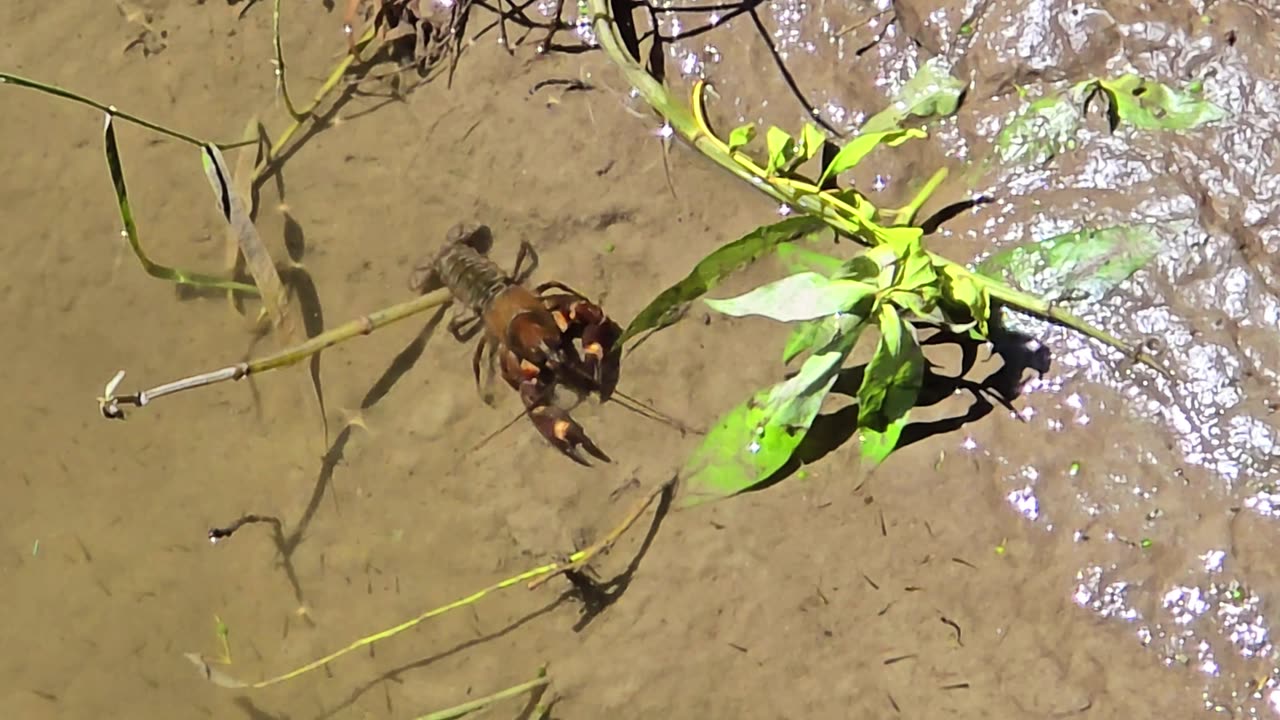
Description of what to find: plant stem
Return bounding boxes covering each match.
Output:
[254,24,378,183]
[188,478,670,689]
[527,474,676,590]
[272,0,307,121]
[98,288,452,418]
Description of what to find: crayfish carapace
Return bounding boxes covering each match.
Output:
[408,222,622,465]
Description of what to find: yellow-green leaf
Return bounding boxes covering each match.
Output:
[766,126,796,174]
[818,128,927,186]
[728,123,756,152]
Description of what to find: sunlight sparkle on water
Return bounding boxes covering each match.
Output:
[1007,485,1039,520]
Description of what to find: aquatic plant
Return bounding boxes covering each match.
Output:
[583,0,1196,504]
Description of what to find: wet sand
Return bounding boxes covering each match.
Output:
[2,0,1278,717]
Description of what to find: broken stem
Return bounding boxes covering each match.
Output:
[98,288,451,418]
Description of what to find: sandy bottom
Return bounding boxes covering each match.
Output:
[3,1,1277,718]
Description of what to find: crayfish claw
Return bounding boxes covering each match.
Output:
[529,406,611,465]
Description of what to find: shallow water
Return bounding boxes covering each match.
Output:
[3,0,1279,717]
[627,0,1280,714]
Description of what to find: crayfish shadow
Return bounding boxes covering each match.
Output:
[745,324,1050,493]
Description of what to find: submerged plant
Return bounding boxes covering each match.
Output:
[586,0,1175,505]
[997,73,1228,166]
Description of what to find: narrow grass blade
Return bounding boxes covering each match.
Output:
[201,142,288,319]
[102,114,259,295]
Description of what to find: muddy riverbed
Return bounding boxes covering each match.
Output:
[2,0,1279,717]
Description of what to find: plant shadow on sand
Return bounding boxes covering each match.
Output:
[748,322,1053,493]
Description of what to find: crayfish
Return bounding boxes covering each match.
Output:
[408,222,622,465]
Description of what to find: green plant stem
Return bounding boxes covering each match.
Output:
[272,0,307,121]
[584,1,1166,375]
[0,72,252,149]
[414,669,550,720]
[254,24,378,182]
[889,167,948,227]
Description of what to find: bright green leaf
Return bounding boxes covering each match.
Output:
[975,223,1163,305]
[766,126,796,174]
[728,123,756,152]
[680,323,864,506]
[619,215,826,346]
[939,265,990,336]
[859,412,910,464]
[705,272,876,323]
[818,128,928,186]
[1097,74,1228,130]
[887,287,942,323]
[857,305,924,433]
[824,187,880,222]
[782,319,827,364]
[862,56,967,134]
[799,123,827,162]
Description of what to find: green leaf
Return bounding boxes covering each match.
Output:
[782,308,869,364]
[727,123,756,152]
[1097,74,1228,130]
[765,126,796,174]
[859,412,910,465]
[798,123,827,162]
[818,128,927,186]
[842,242,902,288]
[782,319,827,364]
[939,264,990,336]
[101,114,259,295]
[774,243,844,277]
[825,187,881,222]
[857,305,924,433]
[894,234,937,292]
[995,93,1082,166]
[975,223,1163,305]
[680,321,865,506]
[705,272,876,322]
[619,215,826,346]
[862,56,967,134]
[886,287,941,323]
